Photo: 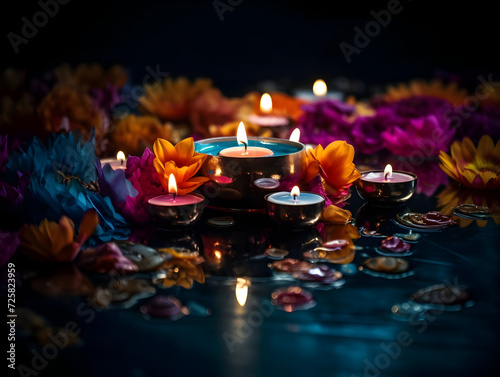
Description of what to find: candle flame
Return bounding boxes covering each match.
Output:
[260,93,273,114]
[235,277,249,307]
[289,128,300,142]
[291,186,300,200]
[384,164,393,181]
[313,79,327,97]
[116,151,126,162]
[168,174,178,195]
[237,121,248,148]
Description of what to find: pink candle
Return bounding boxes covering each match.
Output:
[361,164,414,183]
[362,172,414,183]
[148,194,204,206]
[219,121,274,158]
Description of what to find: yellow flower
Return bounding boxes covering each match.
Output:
[19,209,99,262]
[379,79,468,105]
[153,137,210,195]
[160,258,205,289]
[437,183,500,228]
[305,141,361,194]
[438,135,500,189]
[138,76,213,122]
[111,114,178,156]
[37,84,106,141]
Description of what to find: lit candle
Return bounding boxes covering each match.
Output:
[100,151,127,170]
[293,79,343,102]
[355,164,418,205]
[219,122,274,158]
[247,93,291,131]
[147,174,206,227]
[265,186,325,228]
[362,165,415,183]
[148,174,205,206]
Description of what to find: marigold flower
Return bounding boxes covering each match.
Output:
[153,137,209,195]
[37,84,106,141]
[138,76,212,122]
[111,114,177,157]
[438,135,500,189]
[305,140,361,196]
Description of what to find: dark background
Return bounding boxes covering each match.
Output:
[1,0,499,97]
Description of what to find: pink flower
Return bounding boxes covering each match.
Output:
[118,148,165,223]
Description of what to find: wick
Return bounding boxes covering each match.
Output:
[293,194,297,201]
[172,193,177,202]
[120,159,124,166]
[384,171,391,181]
[241,141,248,154]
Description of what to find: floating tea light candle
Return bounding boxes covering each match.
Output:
[265,186,325,228]
[218,122,274,158]
[355,164,417,205]
[148,174,206,228]
[100,151,127,170]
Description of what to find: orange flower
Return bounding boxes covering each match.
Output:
[153,137,210,195]
[247,91,307,121]
[37,84,106,141]
[111,114,178,156]
[438,135,500,189]
[138,76,213,122]
[305,141,361,195]
[378,79,468,106]
[19,209,99,262]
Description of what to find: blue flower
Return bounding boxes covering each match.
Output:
[95,160,138,206]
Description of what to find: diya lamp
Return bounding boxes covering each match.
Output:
[247,93,291,138]
[99,151,127,170]
[194,122,307,212]
[148,174,207,228]
[265,186,325,228]
[355,164,417,206]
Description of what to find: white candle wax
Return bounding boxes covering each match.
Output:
[266,191,324,205]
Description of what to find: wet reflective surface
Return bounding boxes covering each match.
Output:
[5,184,500,377]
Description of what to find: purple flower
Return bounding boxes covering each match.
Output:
[296,99,356,145]
[90,83,122,114]
[351,111,393,155]
[95,160,138,207]
[118,148,164,223]
[454,104,500,144]
[381,114,455,157]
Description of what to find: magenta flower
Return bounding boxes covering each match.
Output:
[0,230,20,266]
[351,111,393,155]
[381,114,455,158]
[118,148,165,223]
